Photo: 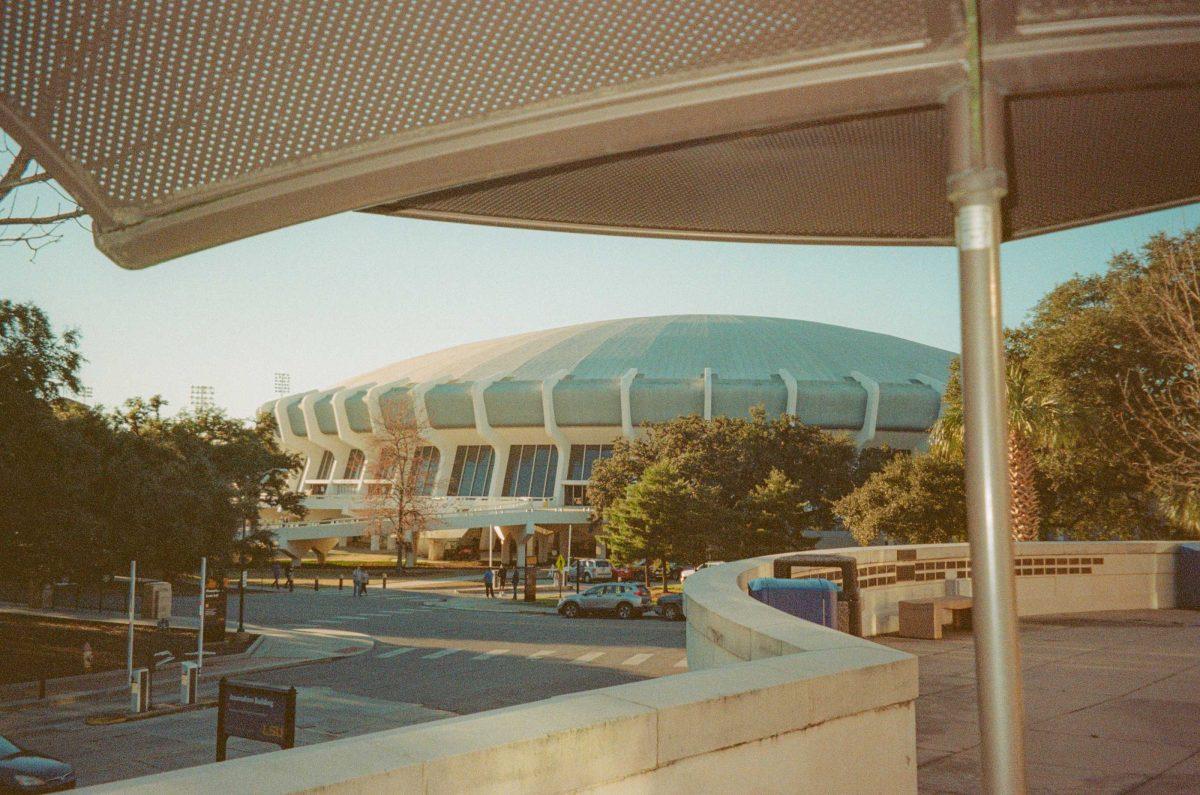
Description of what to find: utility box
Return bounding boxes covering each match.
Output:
[130,667,149,714]
[140,581,172,620]
[180,661,199,706]
[1176,544,1200,609]
[748,577,841,629]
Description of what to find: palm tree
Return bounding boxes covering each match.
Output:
[931,360,1067,541]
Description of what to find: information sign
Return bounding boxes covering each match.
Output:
[216,679,296,761]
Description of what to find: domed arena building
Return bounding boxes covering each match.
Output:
[265,315,954,564]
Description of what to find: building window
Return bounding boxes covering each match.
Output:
[502,445,559,499]
[563,483,590,506]
[342,449,365,480]
[448,445,495,497]
[313,451,334,480]
[567,444,614,481]
[415,446,440,496]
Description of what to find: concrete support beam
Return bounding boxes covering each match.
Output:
[703,367,714,420]
[471,374,511,499]
[619,368,639,439]
[542,369,572,506]
[333,383,375,489]
[848,371,880,448]
[777,369,799,417]
[274,392,327,489]
[302,389,353,481]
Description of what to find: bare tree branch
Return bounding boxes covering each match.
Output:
[0,135,88,258]
[361,396,441,571]
[1116,240,1200,516]
[0,208,86,225]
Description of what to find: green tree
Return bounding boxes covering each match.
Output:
[930,358,1069,541]
[605,462,703,590]
[590,409,860,563]
[835,452,967,546]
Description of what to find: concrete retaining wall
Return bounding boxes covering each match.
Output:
[741,541,1180,638]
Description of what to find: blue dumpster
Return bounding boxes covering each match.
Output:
[748,577,840,629]
[1176,544,1200,609]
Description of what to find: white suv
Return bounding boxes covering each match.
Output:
[565,558,614,583]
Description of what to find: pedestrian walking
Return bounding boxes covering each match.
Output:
[483,567,495,599]
[284,561,294,592]
[271,562,281,590]
[497,566,507,590]
[361,569,370,596]
[511,565,520,600]
[352,566,364,597]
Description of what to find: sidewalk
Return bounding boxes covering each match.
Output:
[426,595,558,616]
[0,604,372,706]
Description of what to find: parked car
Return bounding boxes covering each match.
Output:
[614,560,686,582]
[656,593,685,621]
[563,558,614,583]
[679,561,726,582]
[558,583,651,619]
[0,735,75,792]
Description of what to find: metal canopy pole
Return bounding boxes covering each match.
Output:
[947,6,1027,789]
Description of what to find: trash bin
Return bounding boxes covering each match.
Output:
[1176,543,1200,609]
[748,577,841,629]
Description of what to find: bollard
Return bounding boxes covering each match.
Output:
[180,661,199,705]
[382,573,387,589]
[338,576,343,591]
[314,578,319,591]
[130,667,149,714]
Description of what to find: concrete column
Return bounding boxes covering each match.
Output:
[369,533,381,552]
[619,368,639,439]
[385,533,397,552]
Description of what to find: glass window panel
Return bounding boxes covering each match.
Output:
[515,445,536,495]
[568,445,586,480]
[530,446,550,497]
[448,447,467,495]
[477,447,495,496]
[315,451,334,480]
[459,447,478,497]
[543,446,559,498]
[502,446,522,496]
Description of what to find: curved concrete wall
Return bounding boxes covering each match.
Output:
[732,541,1180,639]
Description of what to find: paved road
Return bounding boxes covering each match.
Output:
[177,586,686,716]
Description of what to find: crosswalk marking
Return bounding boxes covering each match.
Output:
[574,651,604,663]
[675,658,688,668]
[381,609,415,615]
[472,648,510,661]
[310,619,340,624]
[529,650,555,659]
[335,616,369,621]
[622,653,652,666]
[422,648,460,659]
[376,647,415,659]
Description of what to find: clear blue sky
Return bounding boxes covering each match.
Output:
[3,204,1198,419]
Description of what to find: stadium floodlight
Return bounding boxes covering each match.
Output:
[189,385,215,412]
[273,372,291,396]
[5,3,1200,789]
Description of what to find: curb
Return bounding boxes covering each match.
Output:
[0,629,371,712]
[426,600,557,617]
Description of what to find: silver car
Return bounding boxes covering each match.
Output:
[558,583,651,619]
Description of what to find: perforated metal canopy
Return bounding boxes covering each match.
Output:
[3,1,1199,268]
